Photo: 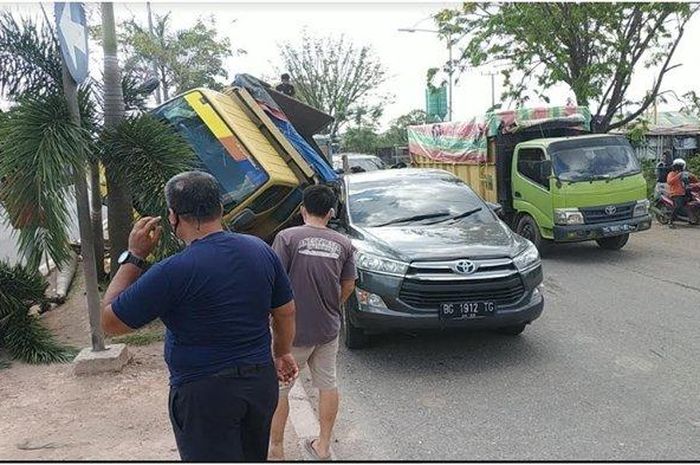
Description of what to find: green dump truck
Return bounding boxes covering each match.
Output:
[409,106,652,253]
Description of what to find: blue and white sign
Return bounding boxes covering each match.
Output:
[54,2,89,84]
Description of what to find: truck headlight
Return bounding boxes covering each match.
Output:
[554,208,584,225]
[633,199,650,217]
[355,252,408,277]
[513,241,540,272]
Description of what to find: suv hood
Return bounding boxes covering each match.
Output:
[355,220,522,262]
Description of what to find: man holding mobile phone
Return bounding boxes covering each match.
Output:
[100,171,298,461]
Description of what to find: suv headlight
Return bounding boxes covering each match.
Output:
[554,208,584,225]
[633,199,650,217]
[513,241,540,272]
[355,252,408,277]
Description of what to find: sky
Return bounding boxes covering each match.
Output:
[2,1,700,129]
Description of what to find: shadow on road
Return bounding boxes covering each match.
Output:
[542,240,645,265]
[345,328,549,378]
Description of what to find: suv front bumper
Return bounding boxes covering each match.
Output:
[349,266,544,331]
[552,214,651,242]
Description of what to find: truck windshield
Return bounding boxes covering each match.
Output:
[153,95,269,207]
[550,140,641,182]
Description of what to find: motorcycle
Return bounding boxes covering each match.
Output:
[651,181,700,225]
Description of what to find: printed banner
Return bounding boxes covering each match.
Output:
[408,106,591,165]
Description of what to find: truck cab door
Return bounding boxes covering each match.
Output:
[512,146,554,237]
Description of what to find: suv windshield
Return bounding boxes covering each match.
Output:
[550,138,641,182]
[348,174,491,228]
[153,95,269,207]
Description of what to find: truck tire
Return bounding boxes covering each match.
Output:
[495,324,527,336]
[595,233,629,250]
[342,295,368,350]
[516,215,552,256]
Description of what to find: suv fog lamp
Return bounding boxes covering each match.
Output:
[356,288,388,309]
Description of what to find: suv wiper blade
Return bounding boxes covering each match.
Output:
[373,212,451,227]
[425,207,483,224]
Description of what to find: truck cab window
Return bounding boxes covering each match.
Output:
[517,148,549,189]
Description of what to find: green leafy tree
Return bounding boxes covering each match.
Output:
[380,109,438,147]
[117,13,236,100]
[681,91,700,117]
[340,127,381,154]
[435,2,699,132]
[278,32,391,137]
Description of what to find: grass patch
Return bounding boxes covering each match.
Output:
[113,330,164,346]
[112,321,165,346]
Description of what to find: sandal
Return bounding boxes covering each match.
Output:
[304,438,331,461]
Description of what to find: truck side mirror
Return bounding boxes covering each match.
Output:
[228,208,256,232]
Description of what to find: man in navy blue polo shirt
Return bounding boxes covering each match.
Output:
[100,171,298,462]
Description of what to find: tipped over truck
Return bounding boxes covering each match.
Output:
[152,74,338,242]
[408,107,652,253]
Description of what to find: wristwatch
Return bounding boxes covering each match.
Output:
[117,251,149,271]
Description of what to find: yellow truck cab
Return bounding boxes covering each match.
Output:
[151,76,337,242]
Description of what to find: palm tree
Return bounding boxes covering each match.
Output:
[101,3,132,277]
[0,12,106,277]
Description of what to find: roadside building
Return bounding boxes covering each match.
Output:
[618,111,700,162]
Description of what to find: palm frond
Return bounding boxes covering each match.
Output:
[1,309,76,364]
[0,93,91,269]
[100,114,196,258]
[0,261,46,319]
[0,12,61,99]
[0,261,74,364]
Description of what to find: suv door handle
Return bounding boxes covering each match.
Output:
[514,191,522,198]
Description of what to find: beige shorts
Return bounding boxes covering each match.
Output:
[280,337,339,395]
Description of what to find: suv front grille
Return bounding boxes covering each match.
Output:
[398,258,526,309]
[580,202,634,224]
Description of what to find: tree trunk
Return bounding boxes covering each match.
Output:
[89,160,105,280]
[101,2,131,277]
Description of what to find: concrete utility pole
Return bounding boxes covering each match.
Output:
[480,70,497,109]
[146,2,161,105]
[399,27,455,121]
[61,63,106,352]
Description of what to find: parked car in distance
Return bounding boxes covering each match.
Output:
[333,153,386,173]
[336,168,544,349]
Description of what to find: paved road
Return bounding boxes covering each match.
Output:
[331,224,700,460]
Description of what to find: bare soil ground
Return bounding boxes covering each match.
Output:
[0,271,301,461]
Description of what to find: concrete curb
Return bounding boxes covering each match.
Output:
[288,371,336,460]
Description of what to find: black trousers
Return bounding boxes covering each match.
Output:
[168,363,278,462]
[671,195,686,222]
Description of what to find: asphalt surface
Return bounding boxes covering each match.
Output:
[332,224,700,460]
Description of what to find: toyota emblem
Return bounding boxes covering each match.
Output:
[453,260,477,275]
[605,205,617,215]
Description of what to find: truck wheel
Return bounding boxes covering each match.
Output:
[342,295,368,350]
[595,233,629,250]
[495,324,527,336]
[516,215,552,256]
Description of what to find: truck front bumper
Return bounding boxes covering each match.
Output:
[553,214,652,242]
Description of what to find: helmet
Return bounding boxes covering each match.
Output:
[672,158,686,169]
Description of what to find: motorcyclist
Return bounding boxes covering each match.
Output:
[666,158,699,228]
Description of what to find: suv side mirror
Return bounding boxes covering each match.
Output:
[486,201,504,218]
[228,208,256,232]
